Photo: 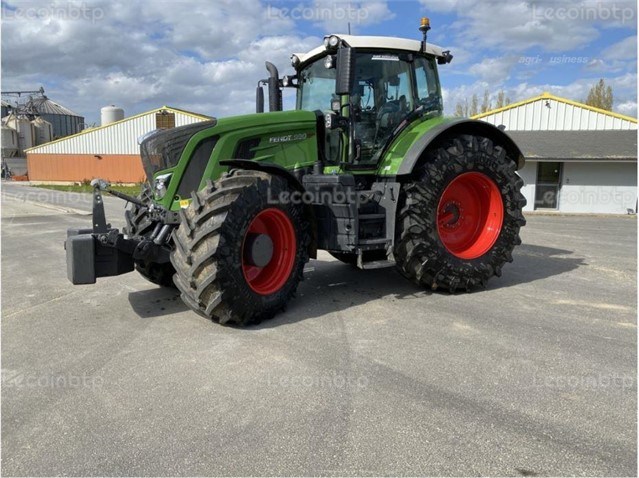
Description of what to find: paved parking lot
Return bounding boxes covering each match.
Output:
[2,183,636,476]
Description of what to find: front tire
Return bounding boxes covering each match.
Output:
[394,134,526,292]
[123,183,175,287]
[171,170,311,326]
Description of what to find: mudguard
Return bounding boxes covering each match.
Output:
[219,159,305,192]
[396,118,525,176]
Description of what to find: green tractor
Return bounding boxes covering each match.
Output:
[66,19,526,326]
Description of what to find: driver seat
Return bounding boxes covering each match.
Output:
[375,95,407,141]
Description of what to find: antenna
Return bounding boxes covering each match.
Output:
[348,22,351,34]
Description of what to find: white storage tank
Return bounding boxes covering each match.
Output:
[1,124,18,157]
[3,113,34,154]
[101,105,124,126]
[31,116,53,145]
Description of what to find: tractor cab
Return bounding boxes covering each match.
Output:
[294,35,447,166]
[281,22,452,169]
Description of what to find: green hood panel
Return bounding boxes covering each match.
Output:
[213,110,318,132]
[154,110,320,211]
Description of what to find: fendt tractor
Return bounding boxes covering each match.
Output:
[66,19,526,326]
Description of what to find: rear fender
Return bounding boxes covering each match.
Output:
[396,119,525,176]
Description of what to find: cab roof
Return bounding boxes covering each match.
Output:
[294,34,445,66]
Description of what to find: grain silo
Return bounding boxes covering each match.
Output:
[1,100,10,118]
[31,116,54,146]
[27,96,85,139]
[1,123,19,157]
[3,113,35,153]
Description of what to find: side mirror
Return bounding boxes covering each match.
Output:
[281,75,298,88]
[437,50,454,64]
[335,47,355,96]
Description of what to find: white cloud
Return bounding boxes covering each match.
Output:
[2,0,635,127]
[442,81,505,115]
[581,35,637,74]
[305,0,395,33]
[1,0,321,123]
[468,56,518,83]
[443,72,638,118]
[603,35,638,61]
[585,58,606,71]
[424,0,472,13]
[420,0,609,52]
[616,101,638,117]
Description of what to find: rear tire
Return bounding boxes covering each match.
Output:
[123,183,176,287]
[394,134,526,292]
[171,170,311,326]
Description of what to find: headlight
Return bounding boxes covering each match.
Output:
[290,54,300,68]
[324,55,336,69]
[154,173,172,199]
[324,35,340,51]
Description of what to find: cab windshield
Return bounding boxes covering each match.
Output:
[297,50,442,163]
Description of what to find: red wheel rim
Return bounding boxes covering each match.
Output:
[242,208,296,295]
[437,172,504,260]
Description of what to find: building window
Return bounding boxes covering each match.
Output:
[156,111,175,129]
[535,162,563,209]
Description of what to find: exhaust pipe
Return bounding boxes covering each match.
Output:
[265,61,282,112]
[256,80,265,113]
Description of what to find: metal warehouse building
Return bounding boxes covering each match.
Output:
[473,92,637,214]
[26,106,211,183]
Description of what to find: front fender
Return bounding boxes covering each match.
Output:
[395,118,525,176]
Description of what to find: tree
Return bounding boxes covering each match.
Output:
[455,90,513,117]
[454,98,469,117]
[494,90,512,109]
[585,79,613,111]
[455,90,512,116]
[496,90,506,108]
[480,89,491,113]
[470,94,479,116]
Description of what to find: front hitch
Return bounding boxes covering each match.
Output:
[65,179,169,285]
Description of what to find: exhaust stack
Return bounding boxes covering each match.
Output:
[265,61,282,112]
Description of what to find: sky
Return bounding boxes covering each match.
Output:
[1,0,637,126]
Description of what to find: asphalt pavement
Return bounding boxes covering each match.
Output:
[2,182,636,476]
